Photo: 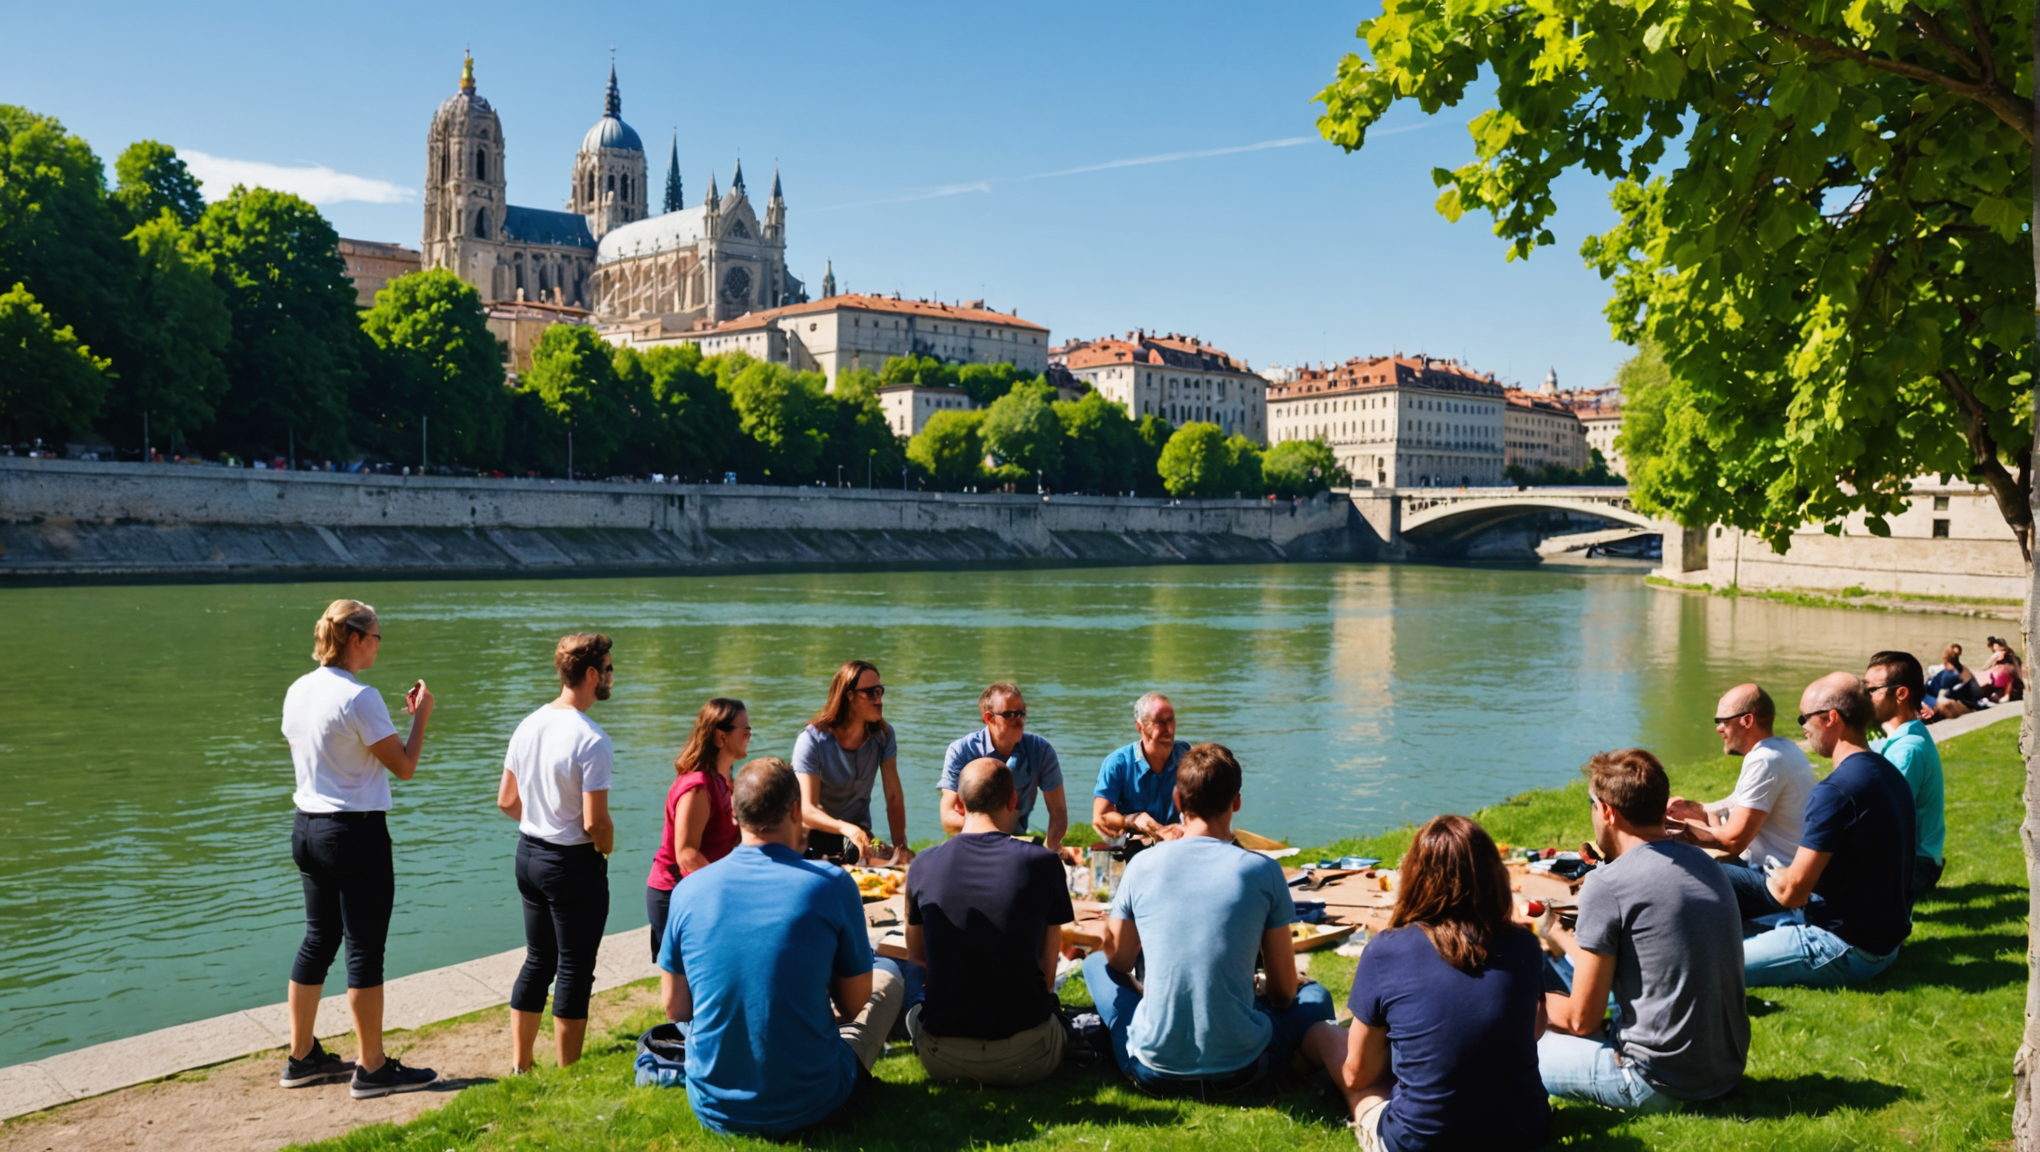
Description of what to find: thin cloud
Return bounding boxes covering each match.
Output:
[1014,135,1317,181]
[182,150,416,206]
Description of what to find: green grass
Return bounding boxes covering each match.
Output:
[1645,575,2023,617]
[293,724,2026,1151]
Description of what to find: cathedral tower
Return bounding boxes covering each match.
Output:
[569,62,647,241]
[423,53,509,297]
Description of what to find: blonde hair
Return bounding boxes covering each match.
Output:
[312,599,378,665]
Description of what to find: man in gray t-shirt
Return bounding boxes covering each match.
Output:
[1542,748,1749,1112]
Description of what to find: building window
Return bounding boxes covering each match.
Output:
[473,209,489,238]
[475,148,486,180]
[1933,495,1950,511]
[1932,519,1950,538]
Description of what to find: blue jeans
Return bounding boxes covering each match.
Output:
[1718,858,1787,924]
[1537,1031,1677,1113]
[1743,921,1898,988]
[1081,950,1333,1095]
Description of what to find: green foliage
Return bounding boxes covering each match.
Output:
[522,323,626,473]
[1158,422,1237,498]
[112,140,205,227]
[816,379,906,488]
[359,269,506,466]
[1222,433,1264,495]
[1262,438,1349,498]
[113,212,231,446]
[190,185,364,457]
[879,354,951,387]
[0,282,109,439]
[724,360,829,480]
[1054,391,1143,494]
[833,367,882,402]
[981,379,1063,483]
[1133,415,1175,497]
[1503,453,1623,487]
[1317,2,2035,548]
[612,344,739,480]
[876,355,1035,407]
[907,409,985,490]
[956,361,1030,408]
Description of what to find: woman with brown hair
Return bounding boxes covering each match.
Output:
[791,660,912,863]
[645,697,751,960]
[1304,814,1549,1151]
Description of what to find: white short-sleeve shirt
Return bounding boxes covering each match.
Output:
[1729,736,1817,868]
[504,704,613,846]
[283,666,401,813]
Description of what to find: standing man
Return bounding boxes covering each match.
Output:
[906,757,1074,1085]
[1665,683,1816,920]
[1865,651,1946,901]
[1541,748,1748,1112]
[1741,674,1916,987]
[1092,692,1189,842]
[938,682,1068,852]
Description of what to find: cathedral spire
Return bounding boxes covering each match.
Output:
[603,58,621,119]
[663,130,682,213]
[769,165,783,202]
[704,169,719,207]
[460,50,475,94]
[731,157,745,194]
[822,259,835,299]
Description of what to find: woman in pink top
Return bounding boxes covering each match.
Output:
[645,697,749,960]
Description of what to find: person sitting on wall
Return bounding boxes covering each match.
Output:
[658,757,903,1137]
[1865,652,1947,903]
[904,757,1074,1086]
[1741,674,1916,987]
[1092,692,1190,843]
[938,682,1068,854]
[1665,683,1816,921]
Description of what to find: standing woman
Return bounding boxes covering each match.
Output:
[280,599,439,1098]
[498,633,617,1073]
[646,698,750,961]
[793,660,913,864]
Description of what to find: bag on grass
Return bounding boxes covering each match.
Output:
[634,1022,687,1088]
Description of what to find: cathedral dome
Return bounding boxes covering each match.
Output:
[581,115,642,153]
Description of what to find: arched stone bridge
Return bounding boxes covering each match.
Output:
[1343,486,1661,553]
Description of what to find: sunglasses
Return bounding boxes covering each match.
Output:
[1712,710,1751,726]
[987,709,1027,721]
[851,684,886,700]
[1796,708,1833,726]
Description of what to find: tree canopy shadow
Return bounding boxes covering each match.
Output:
[806,1065,1201,1150]
[1870,881,2026,994]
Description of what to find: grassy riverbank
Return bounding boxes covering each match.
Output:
[295,723,2026,1152]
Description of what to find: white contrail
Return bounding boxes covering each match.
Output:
[182,150,416,206]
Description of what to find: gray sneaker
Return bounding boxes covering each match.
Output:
[349,1056,438,1099]
[279,1039,355,1088]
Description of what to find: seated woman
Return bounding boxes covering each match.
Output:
[1926,643,1987,718]
[1983,637,2025,703]
[1303,814,1549,1151]
[792,660,913,864]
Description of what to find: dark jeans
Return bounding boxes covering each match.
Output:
[510,834,609,1019]
[1719,858,1786,925]
[290,810,395,989]
[1081,950,1334,1098]
[647,884,673,963]
[1912,856,1945,904]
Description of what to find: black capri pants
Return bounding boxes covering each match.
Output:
[290,810,396,989]
[510,834,610,1020]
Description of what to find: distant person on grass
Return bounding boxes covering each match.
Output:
[905,757,1075,1086]
[1865,651,1946,902]
[1082,742,1335,1095]
[646,697,749,961]
[1541,749,1748,1112]
[1305,814,1550,1152]
[1926,643,1986,718]
[1091,692,1191,843]
[659,757,903,1137]
[280,599,438,1098]
[939,682,1069,852]
[497,633,616,1073]
[1741,674,1915,987]
[1665,683,1816,920]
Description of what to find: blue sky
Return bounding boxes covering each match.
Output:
[2,1,1635,387]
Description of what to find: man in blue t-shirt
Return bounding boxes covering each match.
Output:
[658,757,903,1137]
[1091,692,1190,842]
[1865,651,1947,901]
[1081,742,1334,1094]
[937,682,1068,852]
[1741,673,1917,987]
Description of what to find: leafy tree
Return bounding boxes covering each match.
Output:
[190,186,364,457]
[359,269,506,466]
[523,323,626,474]
[0,282,110,442]
[879,354,954,387]
[817,383,905,488]
[1222,433,1265,496]
[1133,415,1175,496]
[113,140,205,227]
[723,360,828,481]
[1157,422,1231,498]
[1504,452,1622,488]
[957,361,1030,408]
[981,379,1063,484]
[1055,390,1143,494]
[1610,337,1673,489]
[613,343,739,479]
[111,213,231,449]
[1316,1,2033,552]
[833,366,883,402]
[907,409,985,490]
[1262,438,1350,498]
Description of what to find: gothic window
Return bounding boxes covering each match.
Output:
[440,148,448,182]
[622,175,631,201]
[606,173,615,194]
[473,209,489,239]
[730,218,751,239]
[475,149,486,180]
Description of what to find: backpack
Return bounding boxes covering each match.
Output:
[633,1023,687,1088]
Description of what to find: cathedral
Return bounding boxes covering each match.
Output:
[422,53,803,324]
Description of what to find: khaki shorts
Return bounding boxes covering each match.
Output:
[909,1006,1066,1087]
[1353,1094,1390,1152]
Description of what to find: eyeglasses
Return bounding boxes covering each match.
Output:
[599,664,614,675]
[1712,710,1751,726]
[851,684,886,700]
[1797,708,1833,726]
[987,709,1027,721]
[1863,682,1897,695]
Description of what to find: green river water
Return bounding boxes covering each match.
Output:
[0,562,1999,1064]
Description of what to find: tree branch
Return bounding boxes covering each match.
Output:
[1902,2,1982,77]
[1751,12,2033,142]
[1936,367,2034,561]
[1954,0,1998,84]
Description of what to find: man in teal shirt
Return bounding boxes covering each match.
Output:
[1866,651,1945,901]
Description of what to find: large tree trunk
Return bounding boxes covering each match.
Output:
[2017,7,2040,1143]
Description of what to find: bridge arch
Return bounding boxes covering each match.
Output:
[1397,488,1655,544]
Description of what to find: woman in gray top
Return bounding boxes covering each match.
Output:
[792,659,913,863]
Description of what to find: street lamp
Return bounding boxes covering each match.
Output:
[837,464,844,488]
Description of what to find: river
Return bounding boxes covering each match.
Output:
[0,562,2000,1064]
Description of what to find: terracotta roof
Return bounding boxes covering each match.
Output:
[1266,354,1502,400]
[702,292,1047,335]
[1504,387,1582,417]
[1058,332,1253,375]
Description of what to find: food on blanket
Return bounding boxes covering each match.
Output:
[852,869,903,899]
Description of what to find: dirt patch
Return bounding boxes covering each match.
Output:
[0,982,661,1152]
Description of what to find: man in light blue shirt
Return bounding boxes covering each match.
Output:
[938,681,1067,851]
[1866,651,1946,900]
[1081,742,1333,1094]
[1092,692,1190,841]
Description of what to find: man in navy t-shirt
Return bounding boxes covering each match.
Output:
[1742,673,1916,987]
[906,757,1074,1085]
[659,758,903,1137]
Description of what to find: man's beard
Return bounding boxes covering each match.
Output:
[595,683,612,701]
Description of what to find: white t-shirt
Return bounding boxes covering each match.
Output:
[504,704,612,846]
[1727,736,1816,868]
[284,666,400,813]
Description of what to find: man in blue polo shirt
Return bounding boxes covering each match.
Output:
[1865,651,1946,901]
[659,757,903,1137]
[1092,692,1190,841]
[938,682,1068,852]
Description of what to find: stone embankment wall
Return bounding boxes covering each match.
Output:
[0,458,1379,581]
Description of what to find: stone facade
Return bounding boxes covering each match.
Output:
[590,161,802,330]
[1057,332,1266,442]
[877,384,974,438]
[1504,388,1591,473]
[1266,356,1505,487]
[336,238,421,308]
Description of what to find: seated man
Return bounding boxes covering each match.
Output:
[1925,643,1986,718]
[1081,742,1334,1094]
[1542,748,1748,1112]
[1866,651,1946,902]
[1742,674,1916,987]
[938,682,1068,852]
[658,757,902,1137]
[1666,683,1815,920]
[1092,692,1190,842]
[905,756,1074,1086]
